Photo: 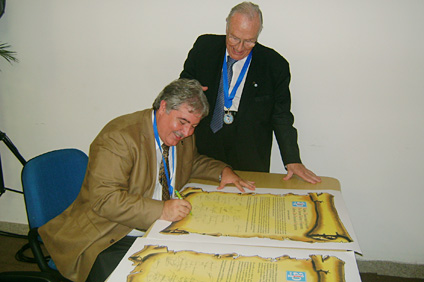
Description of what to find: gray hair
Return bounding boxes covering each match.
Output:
[152,79,209,118]
[226,2,263,35]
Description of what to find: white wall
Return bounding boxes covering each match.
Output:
[1,0,423,264]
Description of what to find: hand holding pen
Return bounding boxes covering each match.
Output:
[175,190,193,216]
[159,191,192,221]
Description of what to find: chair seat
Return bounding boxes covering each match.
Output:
[47,259,57,271]
[0,271,60,282]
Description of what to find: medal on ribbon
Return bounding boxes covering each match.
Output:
[222,51,252,124]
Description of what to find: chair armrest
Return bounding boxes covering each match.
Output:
[28,228,72,282]
[28,228,51,273]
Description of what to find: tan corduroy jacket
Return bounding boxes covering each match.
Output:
[39,109,226,282]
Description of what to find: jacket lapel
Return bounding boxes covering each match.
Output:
[236,45,260,122]
[175,140,185,190]
[208,38,227,111]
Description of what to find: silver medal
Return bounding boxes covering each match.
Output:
[223,112,234,124]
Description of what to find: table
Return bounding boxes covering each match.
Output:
[191,170,340,190]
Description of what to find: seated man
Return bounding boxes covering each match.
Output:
[38,79,255,282]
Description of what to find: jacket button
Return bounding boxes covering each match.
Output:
[110,239,115,244]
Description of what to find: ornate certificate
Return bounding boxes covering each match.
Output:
[162,187,353,243]
[106,238,362,282]
[127,245,346,282]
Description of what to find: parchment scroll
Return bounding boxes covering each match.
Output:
[127,245,346,282]
[161,188,352,243]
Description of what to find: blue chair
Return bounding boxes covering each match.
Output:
[21,148,88,280]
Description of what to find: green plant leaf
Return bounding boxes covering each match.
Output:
[0,42,19,65]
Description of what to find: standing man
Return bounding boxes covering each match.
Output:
[38,79,255,282]
[180,2,321,184]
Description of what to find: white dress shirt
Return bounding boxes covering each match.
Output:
[225,50,252,112]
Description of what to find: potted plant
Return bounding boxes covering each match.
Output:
[1,1,18,67]
[0,42,18,67]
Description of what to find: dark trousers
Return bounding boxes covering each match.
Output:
[86,236,136,282]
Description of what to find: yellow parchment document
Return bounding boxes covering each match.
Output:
[127,245,346,282]
[161,188,353,243]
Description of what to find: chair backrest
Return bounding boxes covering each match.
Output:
[21,148,88,229]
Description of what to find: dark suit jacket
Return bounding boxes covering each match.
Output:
[180,34,301,172]
[39,109,227,282]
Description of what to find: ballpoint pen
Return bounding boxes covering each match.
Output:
[175,190,193,216]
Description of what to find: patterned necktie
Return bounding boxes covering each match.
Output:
[210,56,238,133]
[159,144,170,201]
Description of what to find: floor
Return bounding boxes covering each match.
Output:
[0,233,423,282]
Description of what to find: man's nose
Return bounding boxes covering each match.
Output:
[235,41,244,52]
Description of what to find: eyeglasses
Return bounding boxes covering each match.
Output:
[227,34,256,48]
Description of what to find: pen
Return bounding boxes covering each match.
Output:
[175,190,193,216]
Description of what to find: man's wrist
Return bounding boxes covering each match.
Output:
[219,166,232,181]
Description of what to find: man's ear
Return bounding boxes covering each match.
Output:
[159,100,167,113]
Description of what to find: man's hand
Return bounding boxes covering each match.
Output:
[217,167,256,193]
[283,163,321,184]
[160,199,192,222]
